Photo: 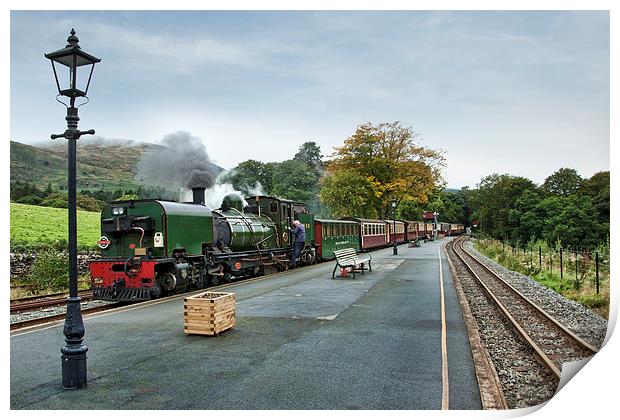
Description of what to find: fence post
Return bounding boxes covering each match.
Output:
[560,248,563,279]
[596,252,600,294]
[550,252,553,275]
[574,250,578,287]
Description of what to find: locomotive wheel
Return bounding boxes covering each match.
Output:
[193,274,206,290]
[159,272,177,291]
[209,275,220,286]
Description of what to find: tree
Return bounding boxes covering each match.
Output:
[321,122,444,218]
[271,160,318,203]
[319,169,378,218]
[10,181,45,201]
[580,171,610,226]
[294,141,324,177]
[468,174,538,239]
[76,195,106,212]
[506,188,545,244]
[219,160,274,195]
[537,195,599,249]
[542,168,582,196]
[40,192,68,209]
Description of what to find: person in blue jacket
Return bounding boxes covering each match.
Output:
[289,220,306,268]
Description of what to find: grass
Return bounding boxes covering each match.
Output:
[475,238,610,319]
[10,202,101,250]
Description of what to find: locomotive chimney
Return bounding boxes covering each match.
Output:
[192,187,206,205]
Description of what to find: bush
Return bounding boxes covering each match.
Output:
[15,195,43,205]
[26,251,69,292]
[572,293,607,309]
[41,193,68,209]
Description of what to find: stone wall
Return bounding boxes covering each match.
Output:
[10,250,100,283]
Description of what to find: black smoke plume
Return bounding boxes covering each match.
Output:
[135,131,219,189]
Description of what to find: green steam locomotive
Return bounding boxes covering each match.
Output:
[89,187,316,301]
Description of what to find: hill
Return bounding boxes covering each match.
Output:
[10,140,163,191]
[11,139,227,192]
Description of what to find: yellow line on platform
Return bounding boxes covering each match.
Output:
[439,248,450,410]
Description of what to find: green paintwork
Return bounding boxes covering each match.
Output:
[100,200,213,258]
[317,219,360,259]
[216,209,278,252]
[246,196,314,248]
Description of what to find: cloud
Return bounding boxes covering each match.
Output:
[84,22,256,75]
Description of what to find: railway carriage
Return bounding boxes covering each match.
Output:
[385,219,406,244]
[404,220,419,242]
[440,223,451,237]
[343,217,389,250]
[314,219,360,260]
[425,223,434,238]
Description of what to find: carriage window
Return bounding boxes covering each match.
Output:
[269,202,278,213]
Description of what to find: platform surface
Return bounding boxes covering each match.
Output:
[10,237,481,410]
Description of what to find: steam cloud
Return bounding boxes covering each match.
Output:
[136,131,219,189]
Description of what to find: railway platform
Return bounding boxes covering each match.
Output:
[10,237,481,410]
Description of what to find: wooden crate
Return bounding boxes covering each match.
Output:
[184,291,236,335]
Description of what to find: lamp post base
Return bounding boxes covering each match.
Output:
[61,346,88,389]
[61,297,88,389]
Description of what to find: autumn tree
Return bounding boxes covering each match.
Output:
[319,122,445,218]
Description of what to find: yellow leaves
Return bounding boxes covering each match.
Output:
[322,122,445,217]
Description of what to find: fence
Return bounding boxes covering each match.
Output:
[484,238,609,295]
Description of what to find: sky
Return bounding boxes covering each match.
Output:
[9,10,610,188]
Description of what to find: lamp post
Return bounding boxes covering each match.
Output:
[45,28,100,389]
[391,199,398,255]
[433,211,439,241]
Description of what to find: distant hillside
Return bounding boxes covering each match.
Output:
[10,140,224,191]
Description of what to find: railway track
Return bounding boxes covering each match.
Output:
[450,236,597,381]
[10,302,122,331]
[10,290,94,313]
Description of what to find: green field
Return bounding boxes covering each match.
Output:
[10,203,101,250]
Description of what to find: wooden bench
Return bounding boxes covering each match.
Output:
[332,248,372,279]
